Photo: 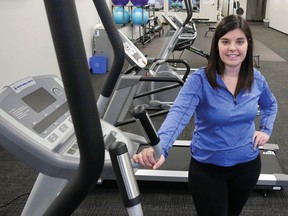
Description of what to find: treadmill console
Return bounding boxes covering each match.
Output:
[162,13,178,30]
[118,30,147,69]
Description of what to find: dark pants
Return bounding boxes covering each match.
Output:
[188,154,261,216]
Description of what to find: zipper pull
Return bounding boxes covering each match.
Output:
[234,96,237,105]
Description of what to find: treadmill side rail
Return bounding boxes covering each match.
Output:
[275,173,288,191]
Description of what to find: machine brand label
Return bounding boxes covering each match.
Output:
[263,150,276,155]
[10,78,36,93]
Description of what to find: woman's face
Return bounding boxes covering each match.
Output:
[218,28,248,70]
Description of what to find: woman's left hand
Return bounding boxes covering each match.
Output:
[253,131,270,150]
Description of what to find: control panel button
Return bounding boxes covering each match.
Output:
[48,133,59,143]
[59,124,68,132]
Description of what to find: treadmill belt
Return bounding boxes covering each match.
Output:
[137,146,284,175]
[260,150,283,174]
[137,145,190,171]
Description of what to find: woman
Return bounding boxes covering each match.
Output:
[133,15,278,215]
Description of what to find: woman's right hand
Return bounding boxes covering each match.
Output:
[132,147,165,170]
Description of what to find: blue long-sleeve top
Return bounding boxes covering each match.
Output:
[158,67,278,167]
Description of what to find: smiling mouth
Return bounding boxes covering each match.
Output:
[227,54,240,59]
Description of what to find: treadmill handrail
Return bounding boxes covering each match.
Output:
[183,0,193,27]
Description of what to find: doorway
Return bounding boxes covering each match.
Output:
[246,0,267,21]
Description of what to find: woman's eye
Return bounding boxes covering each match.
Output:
[237,39,247,45]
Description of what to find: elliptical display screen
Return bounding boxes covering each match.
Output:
[22,87,56,113]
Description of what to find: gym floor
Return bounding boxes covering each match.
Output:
[1,22,288,215]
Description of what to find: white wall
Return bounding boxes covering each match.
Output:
[266,0,288,34]
[221,0,229,16]
[0,0,100,89]
[192,0,218,22]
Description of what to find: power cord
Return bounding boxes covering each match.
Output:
[0,192,30,209]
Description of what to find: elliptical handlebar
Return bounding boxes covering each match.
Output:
[93,0,125,96]
[131,105,162,161]
[43,0,106,215]
[93,0,126,116]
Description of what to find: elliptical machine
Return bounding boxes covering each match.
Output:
[0,0,161,215]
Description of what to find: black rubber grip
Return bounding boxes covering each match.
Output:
[131,105,160,146]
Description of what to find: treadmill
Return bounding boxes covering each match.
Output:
[136,141,288,194]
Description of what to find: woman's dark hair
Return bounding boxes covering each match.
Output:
[205,14,254,96]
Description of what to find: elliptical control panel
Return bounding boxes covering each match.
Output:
[0,75,133,179]
[0,76,72,150]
